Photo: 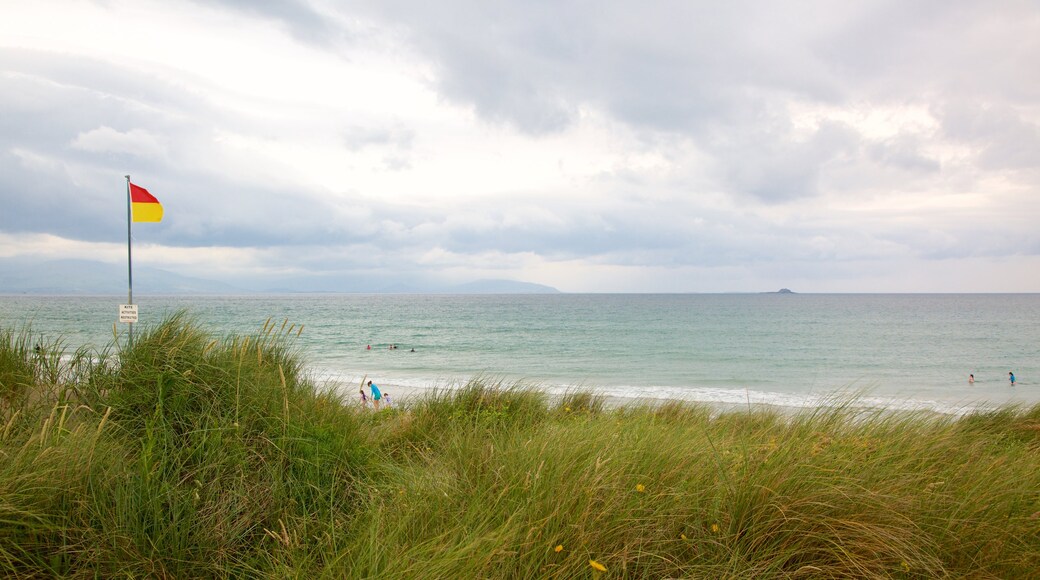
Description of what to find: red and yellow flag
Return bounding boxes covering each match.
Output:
[129,182,163,223]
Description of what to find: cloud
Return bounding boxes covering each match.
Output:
[867,135,941,174]
[71,127,167,159]
[1,0,1039,291]
[343,123,415,152]
[187,0,345,47]
[938,102,1040,172]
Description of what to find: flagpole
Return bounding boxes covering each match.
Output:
[125,174,134,347]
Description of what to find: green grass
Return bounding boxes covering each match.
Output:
[2,315,1039,578]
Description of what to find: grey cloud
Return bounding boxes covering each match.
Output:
[0,50,207,242]
[0,47,359,249]
[406,196,799,268]
[188,0,1040,206]
[350,0,1039,201]
[362,1,851,134]
[379,1,588,134]
[0,48,214,124]
[343,123,415,152]
[0,154,121,241]
[380,155,412,171]
[939,102,1040,171]
[867,135,941,174]
[5,1,1040,290]
[819,1,1040,104]
[0,61,172,242]
[250,196,692,268]
[370,185,1022,271]
[341,123,417,171]
[187,0,344,47]
[428,201,673,258]
[717,120,862,202]
[194,3,1039,172]
[0,144,362,250]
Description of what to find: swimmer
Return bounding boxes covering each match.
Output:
[969,374,974,384]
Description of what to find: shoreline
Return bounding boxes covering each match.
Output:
[333,378,1007,418]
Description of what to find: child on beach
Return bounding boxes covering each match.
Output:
[360,387,367,407]
[369,380,383,410]
[1010,371,1016,386]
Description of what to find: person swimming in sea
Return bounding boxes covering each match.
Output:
[969,374,974,384]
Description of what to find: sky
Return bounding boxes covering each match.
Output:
[1,0,1039,293]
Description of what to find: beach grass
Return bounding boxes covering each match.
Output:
[2,315,1039,577]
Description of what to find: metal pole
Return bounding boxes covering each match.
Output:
[125,175,133,347]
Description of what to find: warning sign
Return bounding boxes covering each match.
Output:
[119,304,139,323]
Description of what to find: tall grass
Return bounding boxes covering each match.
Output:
[1,314,369,577]
[2,315,1040,577]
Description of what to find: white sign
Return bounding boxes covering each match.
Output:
[119,304,139,323]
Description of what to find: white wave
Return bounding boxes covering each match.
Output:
[307,366,1000,416]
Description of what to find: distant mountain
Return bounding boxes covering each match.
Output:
[0,260,560,295]
[447,279,560,294]
[0,259,248,295]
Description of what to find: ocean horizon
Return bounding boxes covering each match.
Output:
[2,293,1037,415]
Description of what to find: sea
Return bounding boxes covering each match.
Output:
[2,294,1038,415]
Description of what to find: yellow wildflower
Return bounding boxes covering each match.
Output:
[711,523,720,533]
[589,559,607,572]
[680,533,688,540]
[635,483,646,493]
[554,545,563,553]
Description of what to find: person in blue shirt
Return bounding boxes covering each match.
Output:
[368,380,383,410]
[1009,371,1016,386]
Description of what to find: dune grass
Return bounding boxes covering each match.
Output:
[2,315,1039,578]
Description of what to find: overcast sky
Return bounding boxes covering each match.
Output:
[2,0,1038,292]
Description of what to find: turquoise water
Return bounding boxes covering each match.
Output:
[2,294,1038,413]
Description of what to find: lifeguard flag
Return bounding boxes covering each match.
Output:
[129,182,163,223]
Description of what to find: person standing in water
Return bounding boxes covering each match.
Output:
[368,380,383,410]
[1009,371,1016,386]
[969,374,975,384]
